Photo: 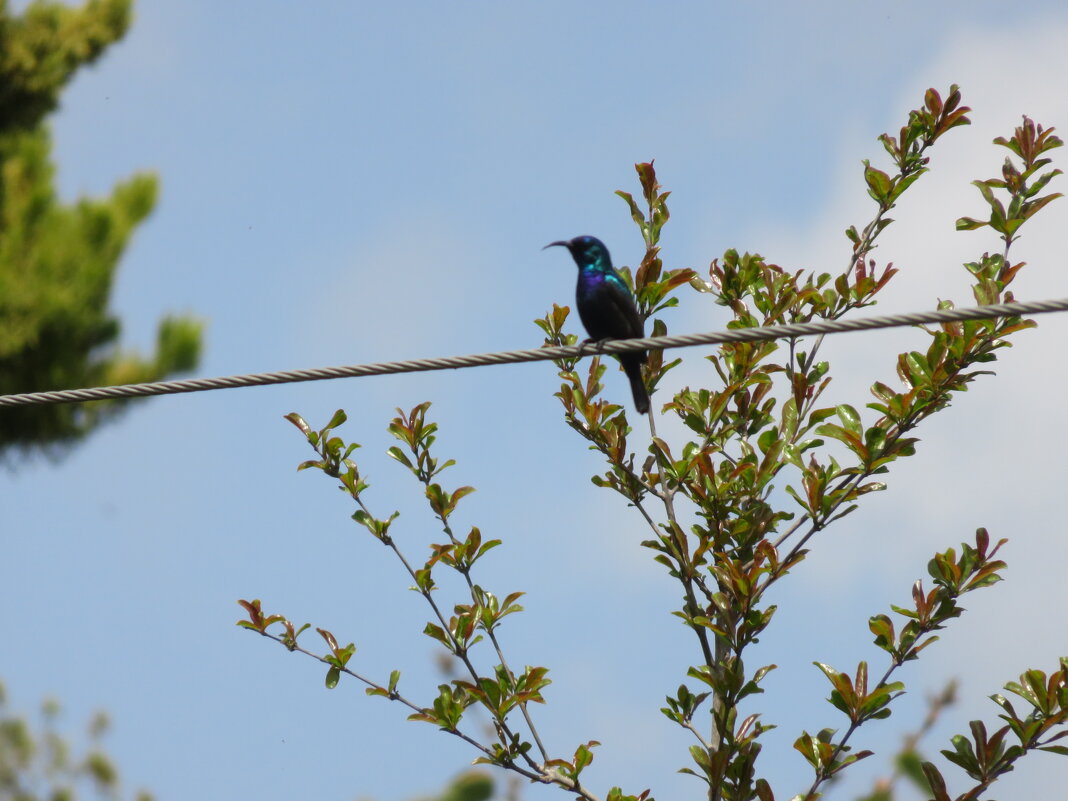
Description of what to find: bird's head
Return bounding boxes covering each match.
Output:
[544,235,612,269]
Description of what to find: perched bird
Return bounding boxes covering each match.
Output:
[545,235,650,414]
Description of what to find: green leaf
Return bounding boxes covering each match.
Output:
[941,733,979,775]
[836,404,862,436]
[615,190,646,228]
[809,407,837,425]
[815,423,867,460]
[386,445,413,469]
[887,169,926,204]
[423,622,450,648]
[284,412,311,434]
[325,666,340,689]
[956,216,987,231]
[864,162,892,202]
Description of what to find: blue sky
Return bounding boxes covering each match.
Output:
[3,2,1068,800]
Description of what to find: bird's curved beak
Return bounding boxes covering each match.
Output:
[543,240,570,250]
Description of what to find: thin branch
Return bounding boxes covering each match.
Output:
[801,662,899,801]
[431,507,551,764]
[647,410,716,672]
[682,720,713,751]
[360,491,543,774]
[245,627,603,800]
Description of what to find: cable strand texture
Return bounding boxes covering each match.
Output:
[2,297,1066,409]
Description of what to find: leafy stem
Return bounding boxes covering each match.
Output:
[387,402,551,764]
[796,529,1008,799]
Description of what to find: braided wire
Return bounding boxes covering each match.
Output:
[2,297,1066,409]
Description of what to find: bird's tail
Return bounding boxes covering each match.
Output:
[622,355,650,415]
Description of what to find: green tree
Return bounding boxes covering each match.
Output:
[0,681,153,801]
[242,87,1067,801]
[409,771,495,801]
[0,0,202,457]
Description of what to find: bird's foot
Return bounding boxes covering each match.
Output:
[576,337,609,358]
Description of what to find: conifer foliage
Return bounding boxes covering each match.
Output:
[0,0,202,456]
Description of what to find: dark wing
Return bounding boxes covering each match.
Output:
[578,274,644,341]
[576,273,650,414]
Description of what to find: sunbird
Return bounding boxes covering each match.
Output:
[544,235,650,414]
